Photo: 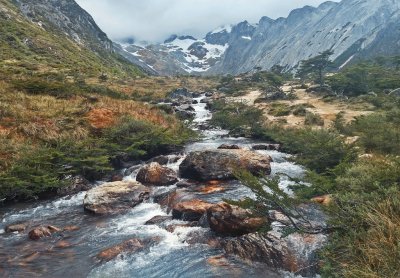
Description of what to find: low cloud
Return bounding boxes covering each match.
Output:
[76,0,337,43]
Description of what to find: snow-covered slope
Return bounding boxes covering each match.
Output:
[118,0,400,75]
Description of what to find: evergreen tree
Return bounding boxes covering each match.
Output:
[297,50,334,87]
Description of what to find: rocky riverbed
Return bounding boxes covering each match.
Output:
[0,90,327,277]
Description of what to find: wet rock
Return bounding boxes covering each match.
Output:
[222,231,327,277]
[57,175,90,197]
[153,189,194,213]
[145,215,172,226]
[5,223,27,233]
[198,184,225,194]
[63,226,80,232]
[136,162,178,186]
[205,92,214,97]
[28,225,61,240]
[207,255,231,267]
[218,144,241,150]
[252,144,281,151]
[176,180,194,188]
[83,181,150,215]
[97,238,144,262]
[111,174,123,182]
[172,199,214,221]
[192,100,199,104]
[207,203,267,236]
[166,222,199,233]
[55,240,72,248]
[179,149,272,181]
[175,110,195,120]
[147,155,181,165]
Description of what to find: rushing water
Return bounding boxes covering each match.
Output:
[0,95,306,278]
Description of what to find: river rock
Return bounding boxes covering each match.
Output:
[172,199,214,221]
[57,175,90,197]
[136,162,178,186]
[207,203,267,236]
[97,238,144,261]
[222,231,327,276]
[153,189,195,213]
[179,149,272,181]
[252,144,281,151]
[5,223,27,233]
[28,225,61,240]
[83,181,150,215]
[145,215,172,226]
[217,144,241,150]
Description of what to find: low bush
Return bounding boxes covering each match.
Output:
[304,112,324,126]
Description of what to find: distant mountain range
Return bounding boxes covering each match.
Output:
[118,0,400,75]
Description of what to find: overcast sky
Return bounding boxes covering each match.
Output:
[76,0,337,43]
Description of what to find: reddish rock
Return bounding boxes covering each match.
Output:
[154,189,194,213]
[207,255,230,267]
[63,226,80,232]
[28,225,61,240]
[111,174,123,182]
[198,185,225,194]
[207,203,267,236]
[172,199,214,221]
[136,162,178,186]
[97,238,144,261]
[55,240,71,248]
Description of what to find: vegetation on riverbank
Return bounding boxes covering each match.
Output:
[210,58,400,277]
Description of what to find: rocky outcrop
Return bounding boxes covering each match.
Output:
[179,149,272,181]
[207,203,267,236]
[28,225,62,240]
[136,162,178,186]
[83,181,150,215]
[172,200,214,221]
[222,231,327,276]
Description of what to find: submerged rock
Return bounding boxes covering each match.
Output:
[28,225,61,240]
[179,149,272,181]
[172,199,214,221]
[222,231,327,276]
[136,162,178,186]
[83,181,150,215]
[207,203,267,236]
[97,238,144,262]
[5,223,27,233]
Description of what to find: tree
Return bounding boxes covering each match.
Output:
[297,50,334,87]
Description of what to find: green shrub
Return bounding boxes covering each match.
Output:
[269,103,292,116]
[304,112,324,126]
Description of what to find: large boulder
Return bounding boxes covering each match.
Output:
[57,175,91,196]
[222,231,327,277]
[172,199,214,221]
[83,181,150,215]
[179,149,272,181]
[136,162,178,186]
[207,203,267,236]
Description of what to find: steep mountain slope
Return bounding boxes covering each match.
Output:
[212,0,400,74]
[0,0,142,79]
[121,0,400,75]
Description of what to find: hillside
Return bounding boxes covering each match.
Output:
[0,0,143,80]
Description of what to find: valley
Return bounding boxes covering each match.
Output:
[1,0,400,277]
